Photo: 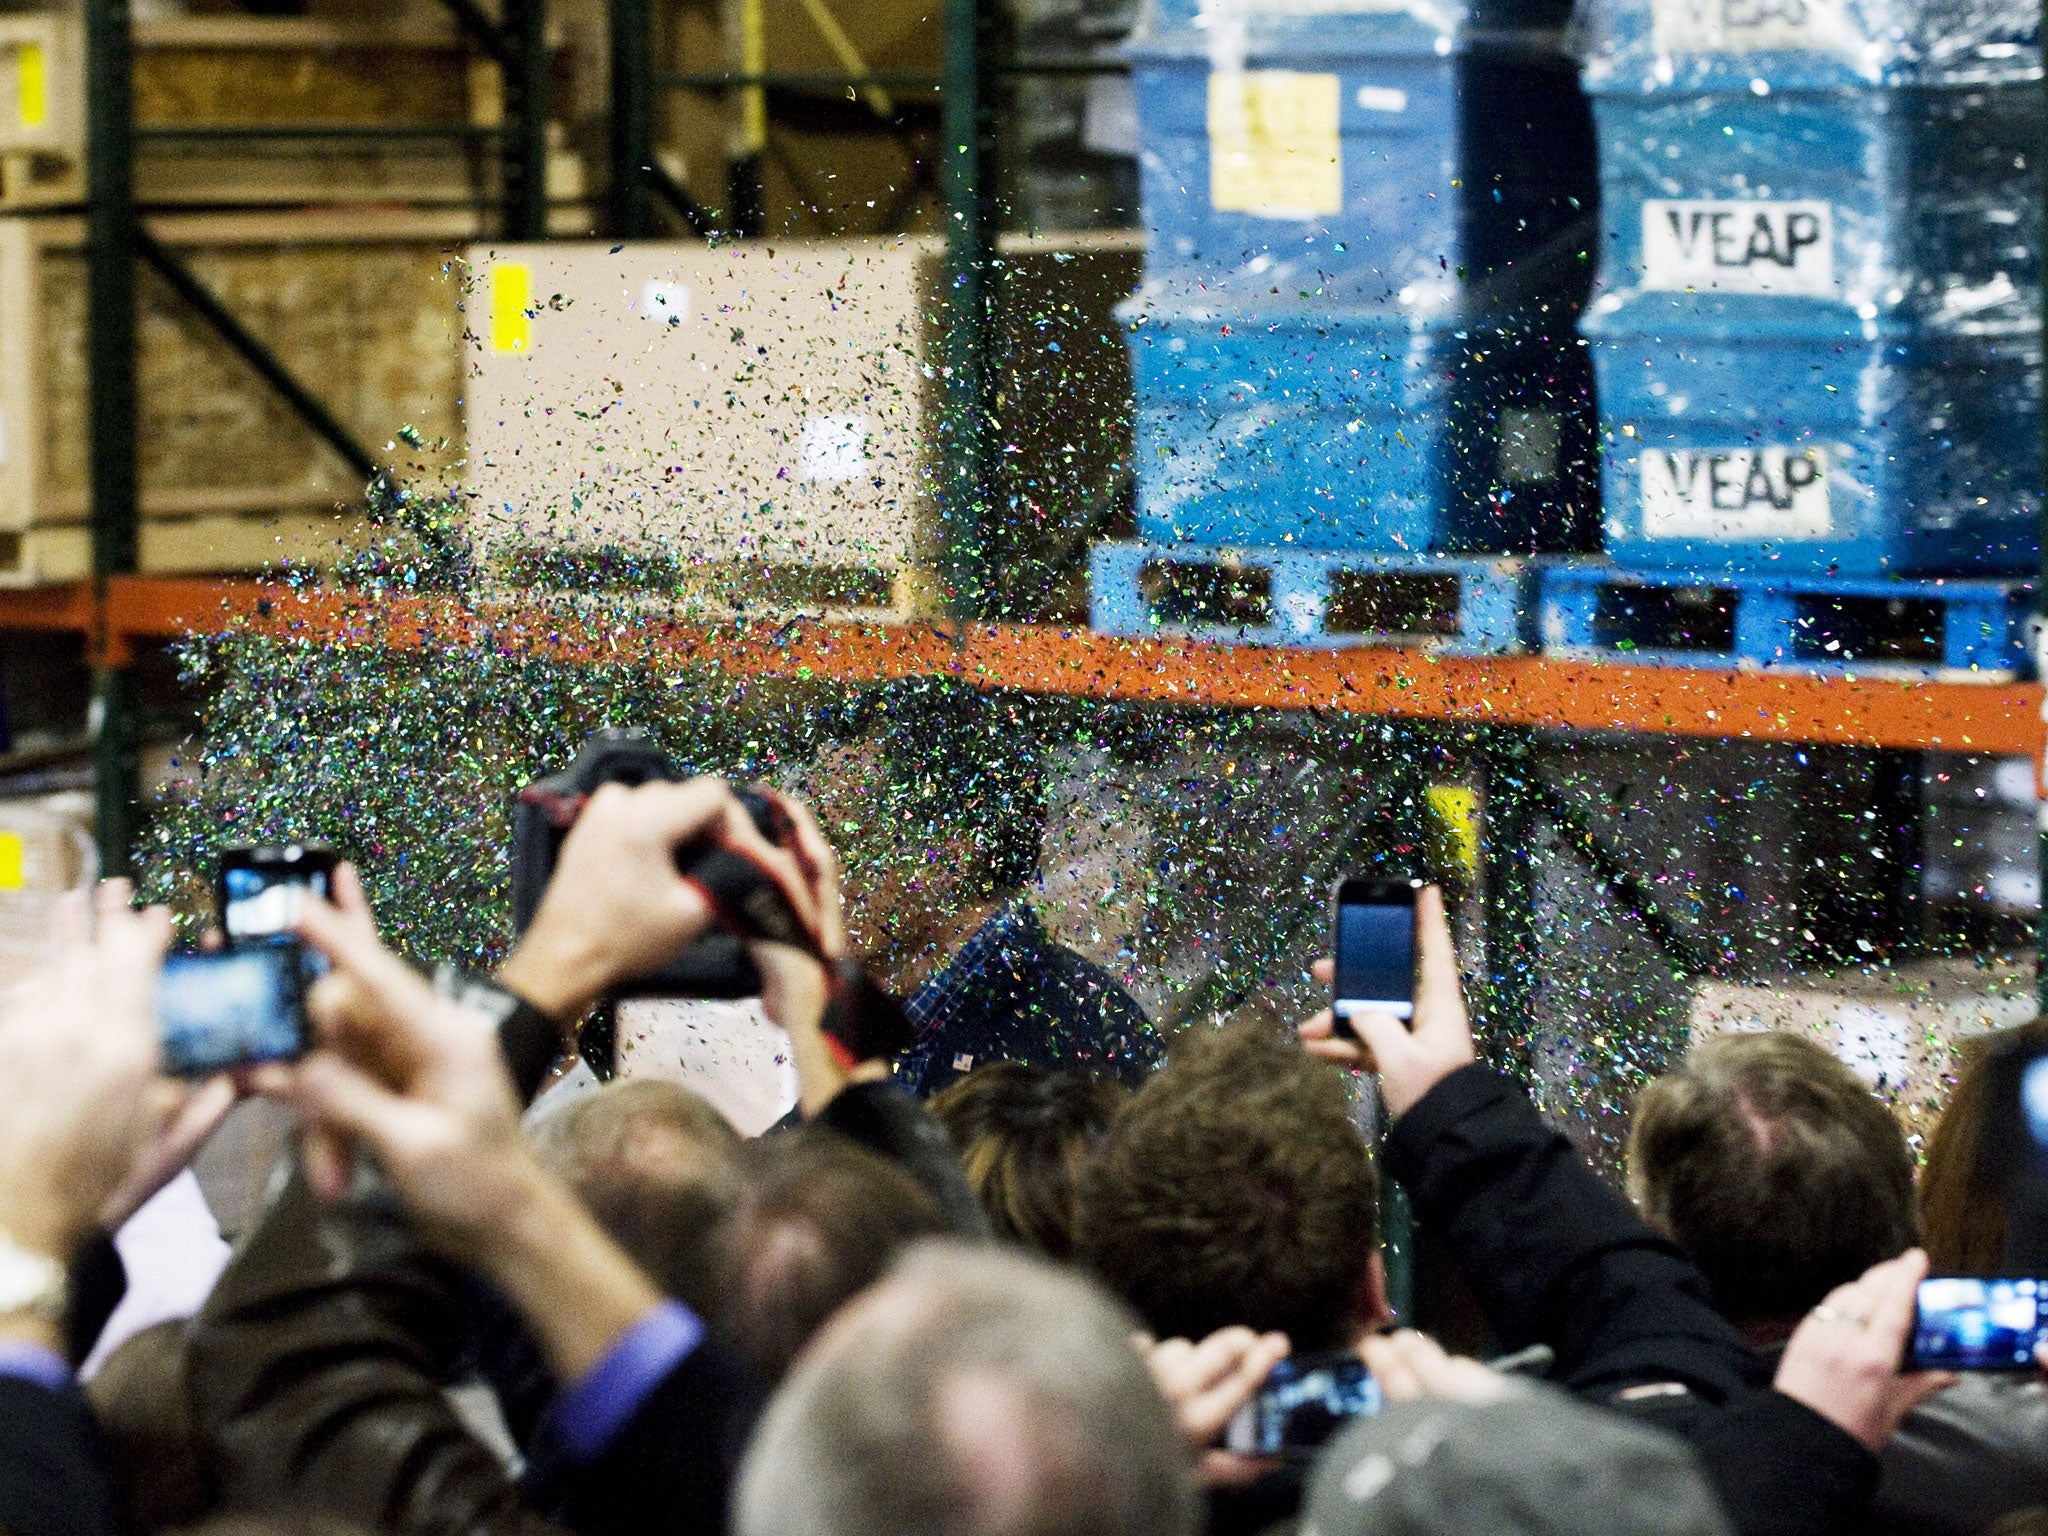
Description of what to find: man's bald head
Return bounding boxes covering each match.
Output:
[734,1242,1197,1536]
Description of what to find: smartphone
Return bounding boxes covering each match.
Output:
[159,943,311,1077]
[1909,1277,2048,1370]
[1224,1351,1383,1459]
[218,845,337,944]
[1333,877,1423,1031]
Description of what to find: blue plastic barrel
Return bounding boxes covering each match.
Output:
[1577,0,2041,574]
[1124,297,1597,551]
[1129,27,1597,317]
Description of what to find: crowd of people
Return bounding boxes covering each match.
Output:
[1,771,2043,1536]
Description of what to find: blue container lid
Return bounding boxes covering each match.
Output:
[1573,0,2039,90]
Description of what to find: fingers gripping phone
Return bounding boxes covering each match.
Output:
[159,943,311,1077]
[217,845,338,944]
[1332,877,1423,1036]
[1224,1352,1383,1459]
[1909,1277,2048,1370]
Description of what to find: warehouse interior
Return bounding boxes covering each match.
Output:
[0,0,2039,1318]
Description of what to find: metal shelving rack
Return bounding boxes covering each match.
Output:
[29,0,2048,1047]
[77,0,557,875]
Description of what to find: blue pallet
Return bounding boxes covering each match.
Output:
[1539,563,2032,675]
[1128,34,1595,315]
[1126,301,1597,554]
[1090,540,1536,652]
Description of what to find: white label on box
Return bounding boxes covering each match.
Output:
[1651,0,1858,55]
[799,415,871,481]
[1640,446,1831,539]
[1354,85,1408,112]
[1641,199,1834,296]
[640,280,689,322]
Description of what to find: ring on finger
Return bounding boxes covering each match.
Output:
[1810,1304,1870,1329]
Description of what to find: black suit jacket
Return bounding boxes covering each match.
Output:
[0,1374,120,1536]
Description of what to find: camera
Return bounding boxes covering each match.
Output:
[512,728,805,998]
[160,942,311,1077]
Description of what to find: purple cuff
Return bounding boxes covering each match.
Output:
[553,1300,704,1464]
[0,1341,71,1391]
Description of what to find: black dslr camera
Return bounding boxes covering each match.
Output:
[509,729,914,1061]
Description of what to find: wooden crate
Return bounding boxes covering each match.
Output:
[0,16,583,209]
[461,231,1140,621]
[0,206,476,582]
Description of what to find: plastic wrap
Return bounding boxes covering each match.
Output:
[1122,297,1596,551]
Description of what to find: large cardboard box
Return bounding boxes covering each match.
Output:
[463,237,946,615]
[462,233,1142,618]
[1687,956,2038,1142]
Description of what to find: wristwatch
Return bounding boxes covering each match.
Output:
[433,963,564,1103]
[0,1234,67,1325]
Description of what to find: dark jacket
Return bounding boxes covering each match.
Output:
[1869,1366,2048,1533]
[0,1375,121,1536]
[1383,1065,1880,1536]
[187,1158,752,1536]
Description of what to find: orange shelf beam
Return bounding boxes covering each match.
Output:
[0,575,2031,758]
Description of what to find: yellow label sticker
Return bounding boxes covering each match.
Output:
[1424,784,1480,879]
[1208,70,1341,219]
[489,262,532,353]
[0,832,24,891]
[16,42,45,131]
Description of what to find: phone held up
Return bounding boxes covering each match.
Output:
[216,844,338,945]
[159,943,311,1078]
[156,843,336,1076]
[1225,1352,1383,1459]
[1331,876,1423,1040]
[1909,1277,2048,1371]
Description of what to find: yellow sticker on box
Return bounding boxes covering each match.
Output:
[1424,784,1480,879]
[489,262,532,353]
[1208,70,1341,219]
[17,42,45,131]
[0,831,24,890]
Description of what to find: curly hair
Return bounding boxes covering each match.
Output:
[1075,1023,1378,1348]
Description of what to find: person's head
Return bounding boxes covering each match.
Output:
[930,1062,1128,1259]
[1076,1022,1382,1349]
[734,1241,1197,1536]
[85,1319,214,1534]
[1628,1031,1917,1329]
[1920,1016,2048,1273]
[1302,1389,1731,1536]
[528,1077,743,1311]
[714,1126,952,1384]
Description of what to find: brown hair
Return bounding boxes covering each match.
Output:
[1628,1031,1917,1324]
[1075,1023,1378,1349]
[930,1062,1127,1259]
[714,1127,951,1384]
[529,1077,744,1312]
[1920,1016,2048,1273]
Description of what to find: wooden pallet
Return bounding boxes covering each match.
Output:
[1538,563,2033,678]
[0,509,351,588]
[0,206,486,546]
[0,16,582,209]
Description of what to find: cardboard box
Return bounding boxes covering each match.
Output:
[462,233,1142,618]
[1687,955,2038,1141]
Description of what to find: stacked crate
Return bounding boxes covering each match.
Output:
[1091,0,1600,649]
[1549,0,2042,673]
[0,18,585,586]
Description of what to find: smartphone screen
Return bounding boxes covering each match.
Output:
[218,846,337,943]
[1910,1277,2048,1370]
[1224,1352,1383,1458]
[1333,877,1421,1023]
[159,944,310,1077]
